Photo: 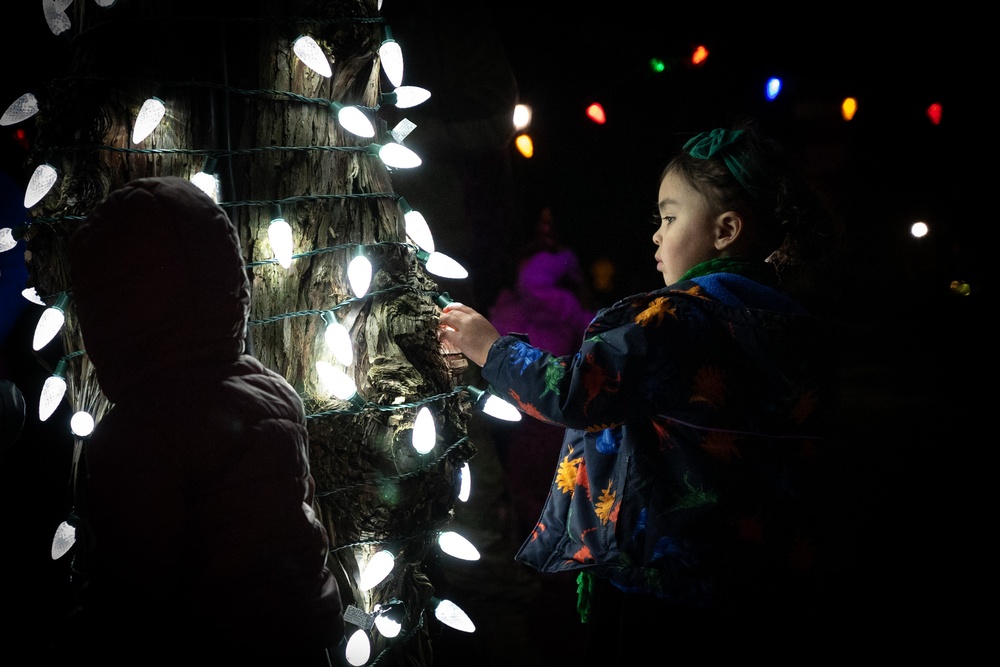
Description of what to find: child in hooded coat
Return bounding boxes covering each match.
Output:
[64,176,344,664]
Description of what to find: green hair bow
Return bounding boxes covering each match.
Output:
[683,128,757,197]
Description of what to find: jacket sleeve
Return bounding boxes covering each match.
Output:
[481,294,680,430]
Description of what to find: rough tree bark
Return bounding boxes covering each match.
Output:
[19,1,474,664]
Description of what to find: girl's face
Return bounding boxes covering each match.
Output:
[653,170,724,286]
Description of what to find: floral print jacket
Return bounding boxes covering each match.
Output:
[481,272,837,611]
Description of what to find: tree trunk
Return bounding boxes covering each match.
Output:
[19,1,473,664]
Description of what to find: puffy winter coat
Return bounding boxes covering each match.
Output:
[482,272,838,615]
[67,176,343,661]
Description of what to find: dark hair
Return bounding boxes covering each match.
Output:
[662,118,840,291]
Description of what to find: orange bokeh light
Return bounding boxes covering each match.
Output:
[586,103,606,124]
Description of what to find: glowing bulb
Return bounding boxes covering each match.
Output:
[412,406,436,454]
[0,226,23,252]
[39,359,68,422]
[371,142,422,169]
[359,550,395,590]
[910,221,929,238]
[191,157,219,202]
[458,462,471,502]
[71,411,95,437]
[384,85,431,109]
[466,385,521,421]
[32,293,68,351]
[44,0,72,35]
[24,163,58,209]
[22,287,45,306]
[513,104,531,131]
[766,77,782,101]
[841,97,858,121]
[1,92,39,125]
[347,252,372,298]
[586,103,606,124]
[515,134,533,158]
[438,530,480,560]
[132,97,165,143]
[482,394,521,421]
[334,103,375,138]
[950,280,971,296]
[691,45,709,65]
[379,28,404,87]
[419,250,468,279]
[927,102,943,125]
[400,198,433,252]
[344,628,371,666]
[293,35,333,77]
[433,598,475,633]
[51,520,76,560]
[324,317,353,366]
[267,209,294,269]
[315,361,357,401]
[374,606,402,638]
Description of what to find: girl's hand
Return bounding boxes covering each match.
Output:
[437,303,500,367]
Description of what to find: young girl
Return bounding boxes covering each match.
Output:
[438,119,840,657]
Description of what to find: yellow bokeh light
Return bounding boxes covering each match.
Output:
[841,97,857,121]
[515,133,533,158]
[949,280,971,296]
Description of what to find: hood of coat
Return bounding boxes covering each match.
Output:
[69,176,250,402]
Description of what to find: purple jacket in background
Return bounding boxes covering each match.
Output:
[488,248,595,356]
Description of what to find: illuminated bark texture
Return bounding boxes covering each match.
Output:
[20,1,474,664]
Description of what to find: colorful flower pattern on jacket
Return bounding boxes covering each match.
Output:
[482,276,835,610]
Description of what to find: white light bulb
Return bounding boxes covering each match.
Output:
[359,549,395,591]
[44,0,73,35]
[51,520,76,560]
[458,462,471,502]
[403,207,434,252]
[1,92,39,126]
[376,143,421,169]
[483,395,522,421]
[390,86,431,109]
[437,530,480,561]
[513,103,532,131]
[347,253,372,298]
[32,300,66,351]
[344,629,371,667]
[434,598,475,633]
[70,411,95,437]
[22,288,45,306]
[0,227,18,252]
[315,361,357,400]
[268,216,294,268]
[132,97,165,144]
[424,251,468,279]
[293,35,333,77]
[412,406,436,454]
[24,163,58,209]
[190,170,219,202]
[379,37,404,87]
[39,373,67,422]
[324,319,353,366]
[337,105,375,138]
[374,612,401,639]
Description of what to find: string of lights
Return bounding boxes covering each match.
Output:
[6,3,499,665]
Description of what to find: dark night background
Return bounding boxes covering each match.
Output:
[1,2,989,659]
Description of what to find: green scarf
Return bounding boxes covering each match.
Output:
[678,257,778,287]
